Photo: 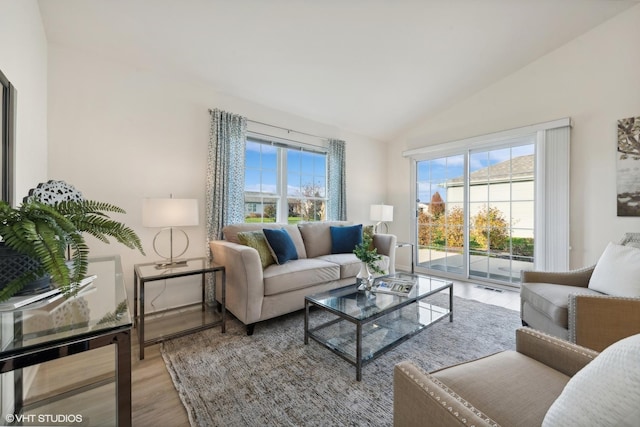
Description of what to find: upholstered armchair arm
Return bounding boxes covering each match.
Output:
[515,327,598,377]
[393,361,498,427]
[520,265,595,288]
[569,294,640,351]
[209,240,265,325]
[373,233,397,274]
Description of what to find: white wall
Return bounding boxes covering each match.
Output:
[47,44,388,310]
[0,0,48,200]
[388,4,640,269]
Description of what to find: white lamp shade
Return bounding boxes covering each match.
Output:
[142,198,199,227]
[370,204,394,222]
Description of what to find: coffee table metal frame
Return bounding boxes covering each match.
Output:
[304,275,453,381]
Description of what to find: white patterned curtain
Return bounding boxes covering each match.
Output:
[206,109,246,301]
[327,139,347,221]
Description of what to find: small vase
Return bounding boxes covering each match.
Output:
[356,262,373,291]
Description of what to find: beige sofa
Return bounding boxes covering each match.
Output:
[209,221,396,334]
[394,328,640,426]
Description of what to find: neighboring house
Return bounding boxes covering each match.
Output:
[444,155,534,238]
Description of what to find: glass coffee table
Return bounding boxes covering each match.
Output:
[304,273,453,381]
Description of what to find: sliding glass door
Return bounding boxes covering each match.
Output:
[415,141,535,286]
[468,144,535,284]
[416,154,465,275]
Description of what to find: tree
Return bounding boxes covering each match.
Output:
[295,183,325,221]
[471,206,509,251]
[263,204,276,219]
[417,209,439,246]
[439,206,464,248]
[429,191,445,218]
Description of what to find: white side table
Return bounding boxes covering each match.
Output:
[395,242,415,274]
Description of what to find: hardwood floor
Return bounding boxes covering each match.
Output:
[20,281,519,426]
[130,336,190,426]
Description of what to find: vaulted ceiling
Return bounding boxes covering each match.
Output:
[38,0,639,140]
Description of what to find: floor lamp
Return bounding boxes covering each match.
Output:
[142,197,199,268]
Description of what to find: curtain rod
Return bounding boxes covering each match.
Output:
[248,131,328,153]
[208,109,333,142]
[247,119,331,142]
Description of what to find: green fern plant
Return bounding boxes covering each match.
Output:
[0,198,144,302]
[353,233,384,275]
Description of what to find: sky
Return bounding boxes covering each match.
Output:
[245,140,326,197]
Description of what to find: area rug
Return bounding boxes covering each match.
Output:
[161,295,521,427]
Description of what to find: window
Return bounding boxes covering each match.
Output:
[244,137,327,224]
[406,118,570,287]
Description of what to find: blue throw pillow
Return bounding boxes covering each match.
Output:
[263,228,299,264]
[330,224,363,254]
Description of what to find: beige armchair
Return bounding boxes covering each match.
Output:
[394,328,640,427]
[393,328,598,427]
[520,233,640,351]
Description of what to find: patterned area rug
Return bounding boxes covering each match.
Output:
[161,294,521,426]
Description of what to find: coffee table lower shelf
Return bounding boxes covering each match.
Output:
[305,296,452,381]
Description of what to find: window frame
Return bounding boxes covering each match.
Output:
[244,134,329,224]
[405,117,571,282]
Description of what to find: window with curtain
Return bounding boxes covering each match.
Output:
[244,136,328,224]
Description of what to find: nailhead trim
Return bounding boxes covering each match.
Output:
[568,294,640,343]
[519,328,596,359]
[398,364,499,426]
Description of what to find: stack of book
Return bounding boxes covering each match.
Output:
[370,275,417,296]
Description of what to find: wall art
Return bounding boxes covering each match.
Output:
[617,115,640,216]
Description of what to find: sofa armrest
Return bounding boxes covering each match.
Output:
[569,294,640,351]
[373,233,397,274]
[515,327,598,377]
[393,361,498,427]
[209,240,265,325]
[520,265,595,288]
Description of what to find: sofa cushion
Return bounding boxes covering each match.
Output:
[263,228,299,265]
[263,259,340,296]
[317,253,390,279]
[432,351,570,427]
[222,223,307,258]
[542,333,640,427]
[330,224,362,254]
[588,242,640,297]
[237,230,275,269]
[298,221,351,258]
[316,253,361,278]
[520,282,603,328]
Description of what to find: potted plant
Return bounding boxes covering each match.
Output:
[353,233,384,289]
[0,181,144,302]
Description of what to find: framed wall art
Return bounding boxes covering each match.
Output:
[617,115,640,216]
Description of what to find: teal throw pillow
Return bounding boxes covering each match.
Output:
[330,224,363,254]
[237,231,275,269]
[263,228,299,265]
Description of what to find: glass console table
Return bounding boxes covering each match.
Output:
[0,256,132,426]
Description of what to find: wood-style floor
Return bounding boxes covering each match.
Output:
[22,280,519,426]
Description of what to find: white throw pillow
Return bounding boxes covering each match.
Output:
[587,242,640,297]
[542,333,640,427]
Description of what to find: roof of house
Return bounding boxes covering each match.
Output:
[446,154,534,186]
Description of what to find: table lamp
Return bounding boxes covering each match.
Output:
[142,197,199,268]
[370,204,393,233]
